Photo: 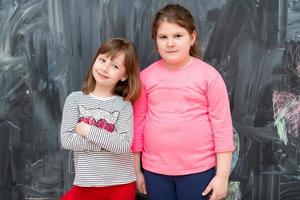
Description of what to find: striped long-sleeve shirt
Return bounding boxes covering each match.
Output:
[60,91,136,186]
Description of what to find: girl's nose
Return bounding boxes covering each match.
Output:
[166,38,175,47]
[101,63,109,72]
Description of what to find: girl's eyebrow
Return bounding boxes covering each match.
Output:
[98,55,122,66]
[157,32,184,35]
[111,59,123,67]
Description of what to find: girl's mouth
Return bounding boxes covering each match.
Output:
[97,72,109,79]
[166,50,177,53]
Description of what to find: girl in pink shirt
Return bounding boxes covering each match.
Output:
[132,4,235,200]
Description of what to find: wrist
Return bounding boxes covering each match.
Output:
[81,124,91,137]
[135,168,143,174]
[215,173,230,180]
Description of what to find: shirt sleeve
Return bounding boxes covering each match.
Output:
[131,81,147,152]
[86,101,134,154]
[207,74,235,153]
[60,93,103,151]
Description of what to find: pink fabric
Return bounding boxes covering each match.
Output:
[132,58,235,175]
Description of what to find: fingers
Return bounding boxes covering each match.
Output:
[141,182,147,194]
[137,182,142,193]
[209,193,217,200]
[202,184,213,196]
[136,181,147,195]
[206,188,226,200]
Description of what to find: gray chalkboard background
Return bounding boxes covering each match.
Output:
[1,0,300,199]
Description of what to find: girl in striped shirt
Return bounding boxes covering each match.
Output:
[60,38,141,200]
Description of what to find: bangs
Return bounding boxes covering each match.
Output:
[99,41,126,60]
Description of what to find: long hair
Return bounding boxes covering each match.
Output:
[152,4,202,59]
[82,38,141,102]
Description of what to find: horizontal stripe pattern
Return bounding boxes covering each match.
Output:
[60,91,136,186]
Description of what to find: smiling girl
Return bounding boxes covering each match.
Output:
[60,38,141,200]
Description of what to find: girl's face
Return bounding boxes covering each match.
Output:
[92,52,127,94]
[156,21,196,69]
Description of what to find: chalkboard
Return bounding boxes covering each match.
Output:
[0,0,299,199]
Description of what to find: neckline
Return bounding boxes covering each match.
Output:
[89,93,116,101]
[160,57,195,72]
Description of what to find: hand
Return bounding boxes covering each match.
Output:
[75,122,91,137]
[202,175,228,200]
[136,171,147,195]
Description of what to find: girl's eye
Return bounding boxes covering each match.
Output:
[174,34,182,38]
[99,58,105,63]
[111,65,119,69]
[159,35,167,40]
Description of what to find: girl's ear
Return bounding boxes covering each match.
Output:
[190,31,197,46]
[121,75,128,82]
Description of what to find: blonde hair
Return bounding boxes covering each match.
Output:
[82,38,141,102]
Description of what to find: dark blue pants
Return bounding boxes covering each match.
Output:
[144,168,215,200]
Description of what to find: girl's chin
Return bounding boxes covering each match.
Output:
[163,58,184,65]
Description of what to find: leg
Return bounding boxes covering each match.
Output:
[109,182,136,200]
[175,168,216,200]
[144,170,177,200]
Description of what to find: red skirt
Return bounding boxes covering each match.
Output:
[60,182,136,200]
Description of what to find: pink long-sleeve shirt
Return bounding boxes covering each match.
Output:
[132,57,234,175]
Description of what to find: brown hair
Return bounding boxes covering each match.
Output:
[152,4,202,58]
[82,38,141,102]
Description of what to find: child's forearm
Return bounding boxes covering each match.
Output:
[133,152,142,173]
[215,152,232,179]
[78,103,134,154]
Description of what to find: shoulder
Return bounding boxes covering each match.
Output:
[191,58,223,82]
[114,96,133,111]
[64,91,93,106]
[193,58,220,76]
[65,91,83,101]
[139,60,164,86]
[141,60,162,77]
